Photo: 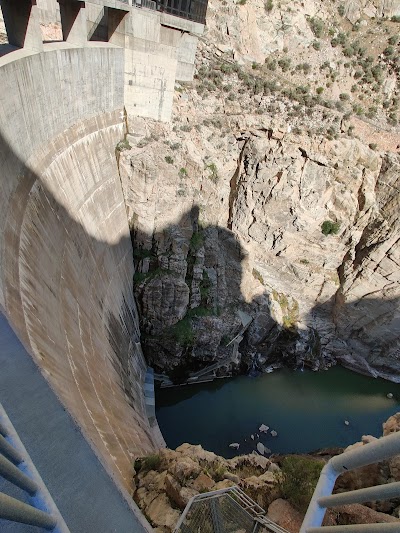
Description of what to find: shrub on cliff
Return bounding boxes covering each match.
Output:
[321,220,341,236]
[277,456,323,513]
[135,454,161,473]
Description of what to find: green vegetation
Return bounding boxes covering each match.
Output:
[308,16,324,38]
[264,0,273,12]
[179,167,188,178]
[272,291,299,330]
[190,230,204,251]
[135,454,161,473]
[199,270,212,301]
[277,456,323,513]
[116,139,131,152]
[133,248,153,260]
[252,268,264,285]
[383,46,395,57]
[206,162,219,183]
[170,316,195,345]
[171,306,214,346]
[321,220,341,236]
[165,155,174,164]
[133,267,170,285]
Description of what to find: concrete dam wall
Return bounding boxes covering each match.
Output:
[0,41,156,491]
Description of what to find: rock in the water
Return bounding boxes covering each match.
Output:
[229,442,240,449]
[251,434,255,440]
[344,420,350,426]
[259,424,269,433]
[271,430,278,437]
[387,393,394,399]
[257,442,266,455]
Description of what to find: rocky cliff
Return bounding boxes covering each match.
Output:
[132,413,400,532]
[119,0,400,381]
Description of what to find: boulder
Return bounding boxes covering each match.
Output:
[268,462,281,474]
[146,493,181,529]
[190,472,215,492]
[334,503,400,524]
[383,413,400,436]
[139,470,167,492]
[214,479,236,490]
[165,475,197,509]
[224,472,240,483]
[170,458,201,484]
[175,444,218,464]
[267,499,304,533]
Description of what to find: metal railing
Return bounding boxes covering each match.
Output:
[300,430,400,532]
[0,403,70,532]
[131,0,208,25]
[174,486,290,533]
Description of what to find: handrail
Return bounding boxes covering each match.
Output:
[300,431,400,532]
[0,403,70,532]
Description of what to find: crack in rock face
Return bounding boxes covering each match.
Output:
[119,123,400,381]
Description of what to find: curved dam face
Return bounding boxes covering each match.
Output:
[0,43,155,490]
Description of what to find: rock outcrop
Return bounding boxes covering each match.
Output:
[133,413,400,532]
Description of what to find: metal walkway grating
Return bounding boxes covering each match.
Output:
[174,486,289,533]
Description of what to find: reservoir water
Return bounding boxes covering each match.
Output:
[155,366,400,458]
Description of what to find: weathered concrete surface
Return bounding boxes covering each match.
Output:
[0,43,156,492]
[20,0,205,122]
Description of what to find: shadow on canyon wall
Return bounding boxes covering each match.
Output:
[132,204,400,383]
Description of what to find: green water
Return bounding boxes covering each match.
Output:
[155,366,400,458]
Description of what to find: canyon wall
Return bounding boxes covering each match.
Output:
[118,0,400,380]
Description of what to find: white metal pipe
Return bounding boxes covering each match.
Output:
[299,463,337,533]
[330,432,400,475]
[318,481,400,508]
[307,524,400,532]
[301,432,400,533]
